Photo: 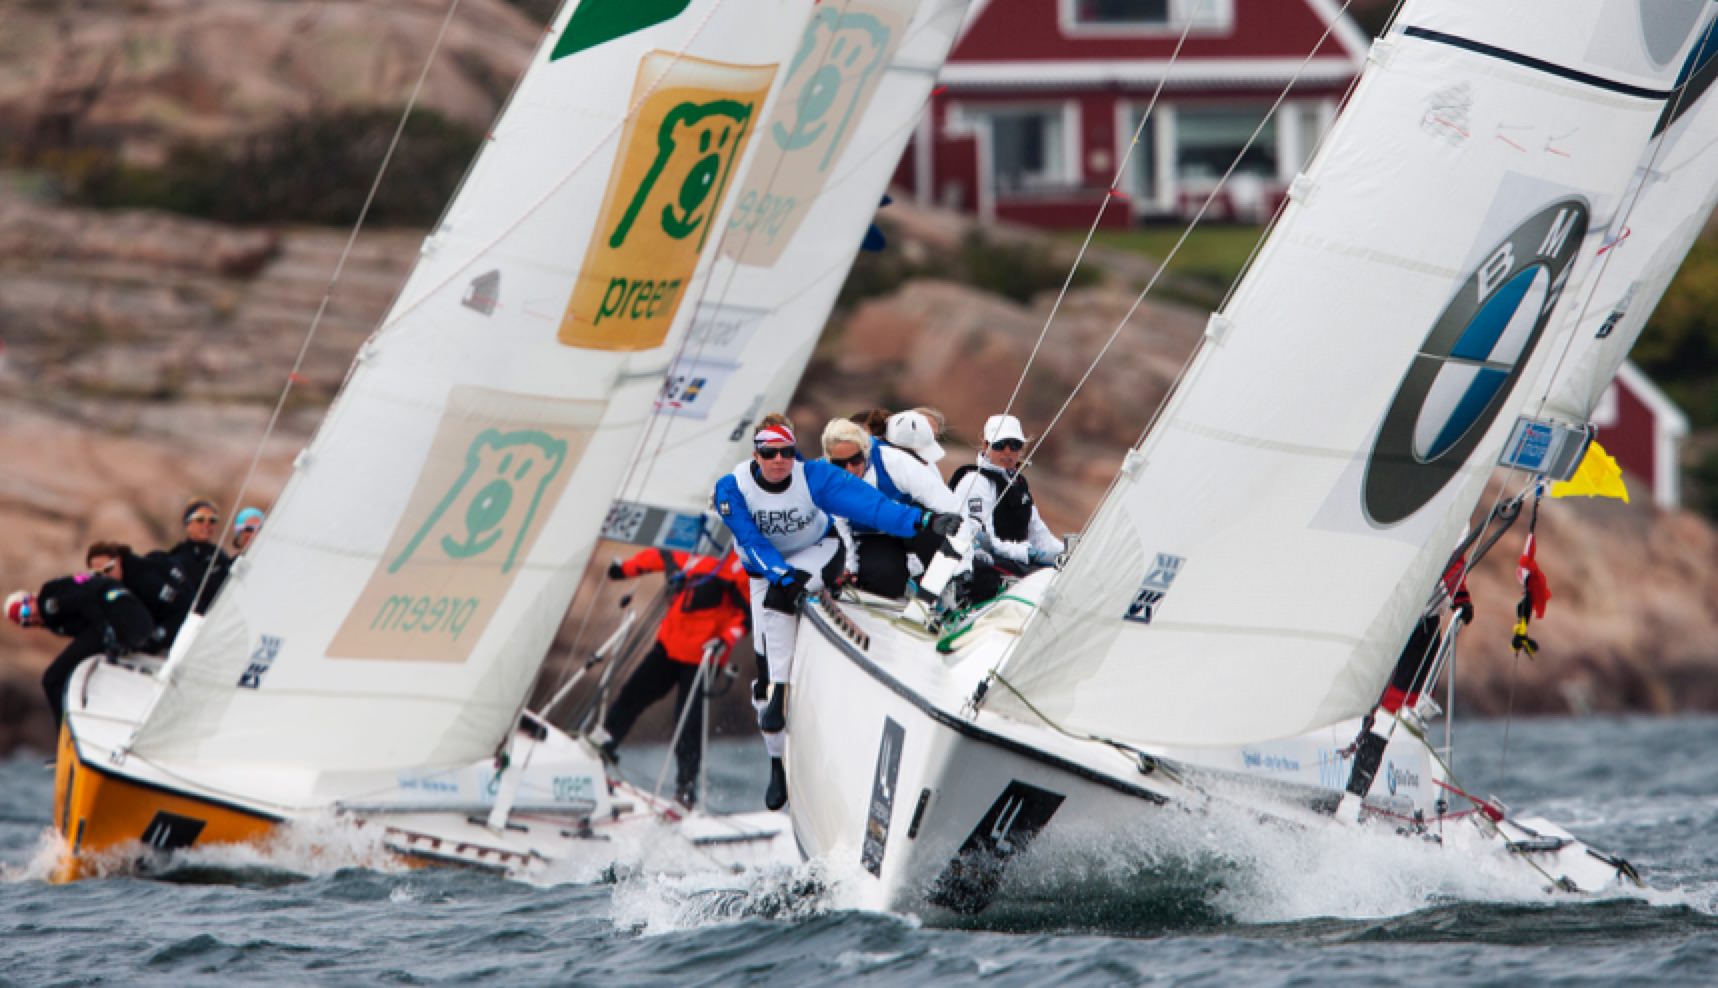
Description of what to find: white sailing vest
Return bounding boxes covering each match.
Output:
[729,461,830,557]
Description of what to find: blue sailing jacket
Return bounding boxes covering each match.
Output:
[714,457,923,583]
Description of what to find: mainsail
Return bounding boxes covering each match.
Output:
[991,1,1710,748]
[604,0,972,545]
[128,0,814,801]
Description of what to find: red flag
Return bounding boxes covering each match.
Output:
[1517,534,1552,620]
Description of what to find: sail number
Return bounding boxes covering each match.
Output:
[729,188,799,241]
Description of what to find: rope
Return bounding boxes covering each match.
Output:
[999,2,1204,421]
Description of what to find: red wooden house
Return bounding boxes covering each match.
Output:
[897,0,1370,227]
[1592,362,1691,511]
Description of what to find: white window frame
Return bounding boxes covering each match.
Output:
[948,100,1083,213]
[1115,99,1174,216]
[1060,0,1234,38]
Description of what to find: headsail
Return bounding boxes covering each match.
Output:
[129,1,813,801]
[990,1,1708,748]
[1534,11,1718,423]
[603,0,972,543]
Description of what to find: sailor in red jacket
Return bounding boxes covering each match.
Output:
[595,547,750,809]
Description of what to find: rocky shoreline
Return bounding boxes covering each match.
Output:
[3,192,1717,755]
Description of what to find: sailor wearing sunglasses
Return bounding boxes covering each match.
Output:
[950,414,1066,604]
[713,413,962,810]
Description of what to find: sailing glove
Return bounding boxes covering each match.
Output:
[921,511,963,537]
[1451,589,1474,624]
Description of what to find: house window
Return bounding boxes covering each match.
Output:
[1175,105,1278,182]
[1074,0,1170,25]
[1066,0,1228,30]
[977,108,1069,193]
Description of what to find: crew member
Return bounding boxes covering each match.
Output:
[231,507,265,554]
[713,414,961,810]
[950,414,1065,604]
[6,570,156,726]
[594,546,750,810]
[85,541,187,655]
[849,410,966,599]
[168,498,234,616]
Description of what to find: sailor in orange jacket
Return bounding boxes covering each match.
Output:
[595,547,750,809]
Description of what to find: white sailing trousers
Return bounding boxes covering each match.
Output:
[748,536,840,685]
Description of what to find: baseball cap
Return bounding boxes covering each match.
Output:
[234,507,266,533]
[886,410,945,464]
[982,414,1027,445]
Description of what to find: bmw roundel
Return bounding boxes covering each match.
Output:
[1363,198,1588,526]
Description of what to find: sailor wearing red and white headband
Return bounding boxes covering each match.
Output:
[712,413,962,810]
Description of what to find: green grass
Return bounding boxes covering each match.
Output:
[1088,224,1267,291]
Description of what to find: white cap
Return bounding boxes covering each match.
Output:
[886,410,945,464]
[983,414,1026,445]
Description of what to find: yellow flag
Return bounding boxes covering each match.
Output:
[1551,440,1630,503]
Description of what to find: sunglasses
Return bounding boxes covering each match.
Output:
[989,439,1025,452]
[93,560,118,575]
[188,514,220,525]
[830,451,867,469]
[754,446,795,461]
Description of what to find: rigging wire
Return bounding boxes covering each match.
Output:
[998,4,1204,422]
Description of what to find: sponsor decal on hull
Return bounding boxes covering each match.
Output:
[329,387,601,662]
[926,780,1064,914]
[861,717,905,876]
[1363,198,1588,526]
[559,53,776,351]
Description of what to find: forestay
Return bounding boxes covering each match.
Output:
[604,0,973,547]
[130,0,812,802]
[991,1,1707,748]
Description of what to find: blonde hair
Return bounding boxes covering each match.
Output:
[821,418,871,458]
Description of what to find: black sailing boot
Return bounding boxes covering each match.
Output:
[759,684,788,733]
[765,757,788,811]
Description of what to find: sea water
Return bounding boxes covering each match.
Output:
[3,717,1717,986]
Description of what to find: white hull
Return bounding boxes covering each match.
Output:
[56,655,793,881]
[785,586,1640,916]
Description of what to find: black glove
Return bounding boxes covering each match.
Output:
[606,560,626,580]
[921,511,963,537]
[777,568,811,595]
[1451,589,1473,625]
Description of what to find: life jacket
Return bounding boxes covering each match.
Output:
[726,460,830,558]
[950,463,1034,543]
[618,548,750,665]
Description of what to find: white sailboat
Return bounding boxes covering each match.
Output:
[782,0,1718,914]
[51,0,970,882]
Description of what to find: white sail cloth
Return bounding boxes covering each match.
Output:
[609,0,970,526]
[992,0,1711,748]
[130,1,814,798]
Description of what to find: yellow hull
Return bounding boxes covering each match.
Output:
[51,722,280,883]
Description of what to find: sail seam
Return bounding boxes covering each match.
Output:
[1402,27,1676,101]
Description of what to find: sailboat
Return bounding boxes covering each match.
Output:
[782,0,1718,914]
[51,0,971,881]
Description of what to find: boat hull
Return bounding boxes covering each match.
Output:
[786,593,1640,916]
[52,656,794,882]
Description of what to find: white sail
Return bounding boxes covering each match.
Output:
[1536,13,1718,423]
[601,0,972,549]
[989,1,1707,748]
[128,0,815,800]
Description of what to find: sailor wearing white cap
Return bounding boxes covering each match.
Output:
[950,414,1065,603]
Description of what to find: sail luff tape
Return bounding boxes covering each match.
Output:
[1204,314,1234,346]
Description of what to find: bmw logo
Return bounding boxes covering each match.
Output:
[1363,198,1588,526]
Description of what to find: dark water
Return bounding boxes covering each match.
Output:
[4,718,1718,986]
